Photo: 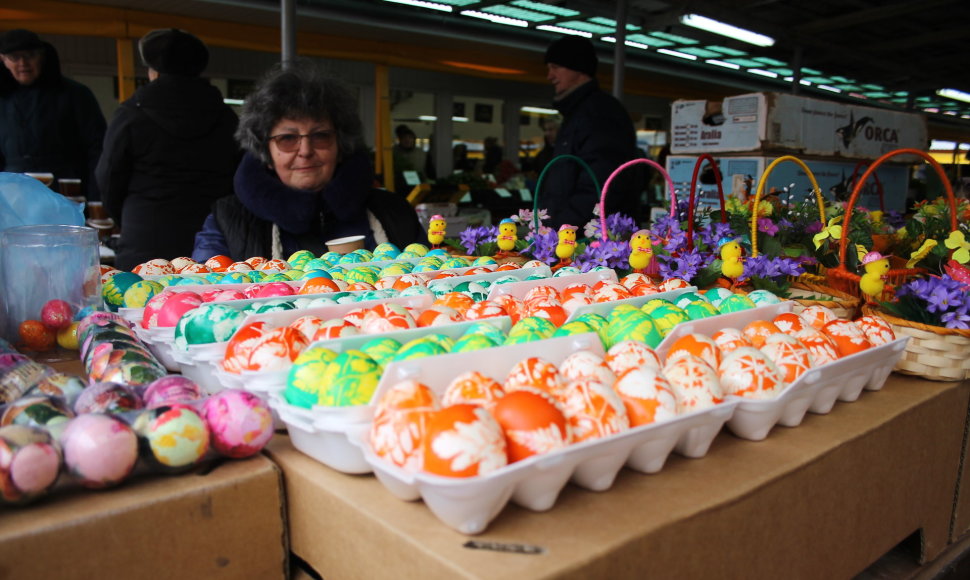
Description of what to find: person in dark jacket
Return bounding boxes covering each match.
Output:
[0,29,106,200]
[192,59,423,262]
[96,28,238,271]
[541,36,641,230]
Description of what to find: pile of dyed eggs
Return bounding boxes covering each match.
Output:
[14,298,93,352]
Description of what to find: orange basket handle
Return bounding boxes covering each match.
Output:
[750,156,825,257]
[685,154,727,251]
[838,148,957,266]
[600,157,676,242]
[849,161,885,213]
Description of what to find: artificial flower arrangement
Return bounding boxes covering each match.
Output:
[895,196,970,273]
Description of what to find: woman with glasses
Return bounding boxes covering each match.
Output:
[192,59,422,262]
[0,29,106,201]
[96,29,239,270]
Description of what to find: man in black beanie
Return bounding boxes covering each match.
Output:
[96,29,239,270]
[0,29,106,200]
[541,35,641,229]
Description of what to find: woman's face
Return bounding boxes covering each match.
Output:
[268,117,339,191]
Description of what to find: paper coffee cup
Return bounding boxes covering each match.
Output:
[325,235,365,254]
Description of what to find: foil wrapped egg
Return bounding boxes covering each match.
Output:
[74,382,144,414]
[142,375,204,408]
[60,414,138,488]
[202,390,274,458]
[133,404,210,470]
[0,425,62,503]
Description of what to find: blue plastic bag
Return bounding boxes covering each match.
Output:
[0,172,85,232]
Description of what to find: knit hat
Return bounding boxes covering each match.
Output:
[0,29,44,54]
[138,28,208,76]
[544,36,597,77]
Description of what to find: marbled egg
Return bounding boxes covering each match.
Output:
[604,340,661,376]
[133,405,210,469]
[60,414,137,488]
[285,346,339,408]
[319,350,382,406]
[202,390,274,458]
[173,303,244,349]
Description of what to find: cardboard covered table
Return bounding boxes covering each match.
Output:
[268,375,969,580]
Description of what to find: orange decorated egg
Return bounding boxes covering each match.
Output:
[630,282,661,297]
[289,315,327,342]
[761,334,814,384]
[659,277,691,292]
[489,294,523,324]
[244,326,310,371]
[441,371,505,409]
[371,380,439,472]
[311,318,359,340]
[226,261,253,272]
[795,331,841,366]
[504,357,564,400]
[619,273,653,289]
[525,299,568,327]
[492,390,571,462]
[562,293,594,316]
[772,312,812,335]
[346,281,376,292]
[422,404,507,477]
[222,321,268,374]
[741,320,781,349]
[591,280,633,303]
[799,304,839,330]
[711,328,751,355]
[604,340,661,376]
[178,262,209,274]
[391,273,425,292]
[360,303,416,334]
[298,277,341,295]
[559,351,615,385]
[244,256,267,269]
[560,283,591,302]
[523,285,561,305]
[613,367,678,426]
[340,307,369,328]
[433,292,475,315]
[821,319,872,357]
[560,378,629,442]
[718,347,785,399]
[204,255,233,272]
[664,354,723,413]
[464,301,507,321]
[258,258,290,271]
[856,315,896,346]
[665,333,720,369]
[417,305,463,327]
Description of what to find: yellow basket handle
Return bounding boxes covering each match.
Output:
[750,155,825,257]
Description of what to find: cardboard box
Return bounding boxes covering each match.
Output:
[670,92,928,162]
[0,454,288,580]
[666,154,910,212]
[950,389,970,542]
[268,375,967,579]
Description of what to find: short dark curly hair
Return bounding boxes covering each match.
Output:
[236,59,364,165]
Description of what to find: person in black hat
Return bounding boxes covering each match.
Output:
[0,29,106,200]
[541,35,641,229]
[96,28,239,270]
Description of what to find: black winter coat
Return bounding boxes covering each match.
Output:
[0,42,106,200]
[542,79,641,229]
[96,74,238,270]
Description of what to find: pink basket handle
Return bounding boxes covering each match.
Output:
[599,157,676,242]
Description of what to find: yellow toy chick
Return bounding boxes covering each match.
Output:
[427,214,446,249]
[719,237,745,287]
[555,224,578,268]
[628,229,654,273]
[496,218,518,257]
[860,251,890,303]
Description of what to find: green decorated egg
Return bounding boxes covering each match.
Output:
[318,251,342,265]
[220,272,250,284]
[171,276,207,286]
[503,328,549,345]
[461,321,507,344]
[451,333,498,353]
[552,320,599,340]
[373,242,401,260]
[305,296,338,308]
[285,346,339,408]
[319,350,382,407]
[553,266,582,277]
[304,258,331,271]
[393,336,449,362]
[703,287,734,307]
[606,310,663,348]
[263,273,293,282]
[252,299,296,314]
[173,303,245,349]
[645,303,690,337]
[338,253,366,265]
[452,281,489,302]
[673,291,708,309]
[379,262,414,277]
[718,293,757,313]
[153,275,178,287]
[571,312,610,346]
[122,280,164,308]
[358,290,392,301]
[508,316,556,339]
[441,257,471,270]
[283,269,304,280]
[396,251,419,259]
[287,250,316,269]
[746,289,782,305]
[399,285,433,297]
[342,267,379,285]
[403,243,429,257]
[684,300,720,320]
[359,337,402,368]
[640,298,676,317]
[492,275,520,285]
[102,271,143,311]
[607,304,642,325]
[351,248,374,262]
[326,267,347,281]
[133,405,209,469]
[472,256,498,267]
[424,333,456,352]
[246,270,267,282]
[300,269,332,280]
[204,272,225,283]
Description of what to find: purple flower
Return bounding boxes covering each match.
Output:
[942,307,970,330]
[805,221,823,235]
[459,225,497,255]
[757,217,779,236]
[698,222,736,249]
[896,274,970,329]
[658,247,709,282]
[523,229,559,265]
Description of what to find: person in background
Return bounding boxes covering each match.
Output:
[482,136,503,176]
[541,36,640,229]
[392,123,435,193]
[193,60,423,262]
[531,116,560,176]
[96,29,239,271]
[0,29,106,200]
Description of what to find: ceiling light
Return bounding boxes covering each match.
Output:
[383,0,452,11]
[416,115,469,122]
[520,106,558,115]
[817,85,842,93]
[536,25,591,37]
[938,88,970,103]
[657,48,697,61]
[461,10,528,27]
[748,68,778,78]
[707,59,740,69]
[224,98,244,106]
[602,37,650,49]
[680,14,775,47]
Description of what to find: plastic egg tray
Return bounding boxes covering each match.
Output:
[487,268,617,300]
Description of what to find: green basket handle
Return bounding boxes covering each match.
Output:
[533,154,601,234]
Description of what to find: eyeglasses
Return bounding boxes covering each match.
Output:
[1,50,41,63]
[268,130,336,152]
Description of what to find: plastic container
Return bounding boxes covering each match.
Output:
[0,225,100,344]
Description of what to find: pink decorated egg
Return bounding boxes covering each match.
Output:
[0,425,62,502]
[142,375,204,407]
[206,289,247,302]
[156,292,203,327]
[201,390,274,458]
[255,282,296,298]
[524,285,561,305]
[142,291,174,329]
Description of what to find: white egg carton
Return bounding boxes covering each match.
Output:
[564,286,697,322]
[347,333,737,534]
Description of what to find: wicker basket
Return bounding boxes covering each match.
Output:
[862,305,970,382]
[787,279,861,319]
[827,148,956,301]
